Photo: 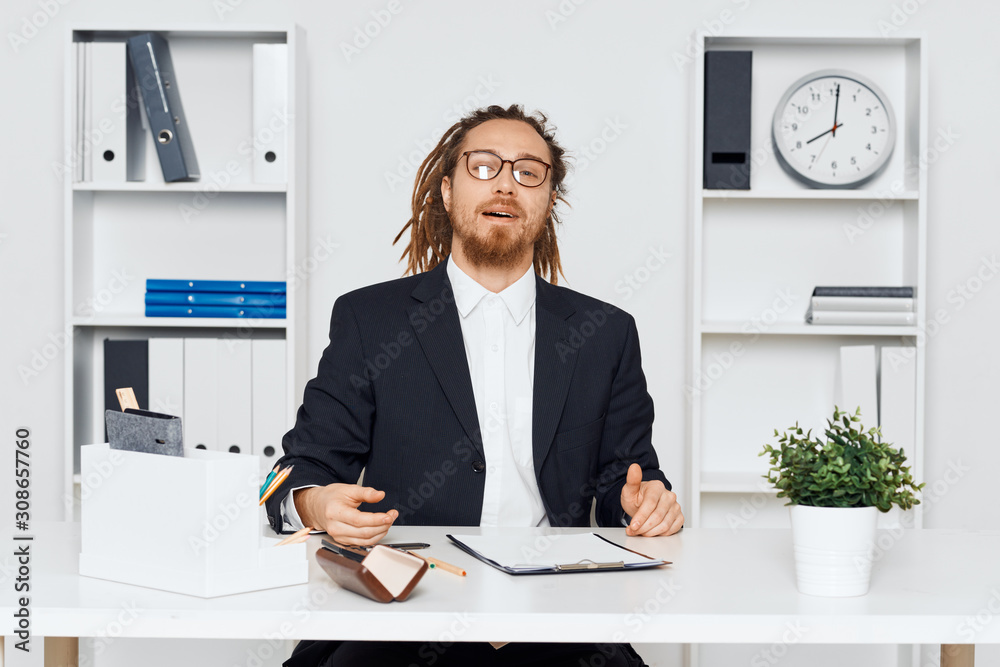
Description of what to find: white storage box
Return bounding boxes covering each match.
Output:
[79,443,307,597]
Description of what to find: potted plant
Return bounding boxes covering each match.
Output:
[760,406,923,597]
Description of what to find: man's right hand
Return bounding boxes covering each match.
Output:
[293,484,398,545]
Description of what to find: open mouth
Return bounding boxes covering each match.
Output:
[483,211,516,219]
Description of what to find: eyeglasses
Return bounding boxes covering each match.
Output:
[462,151,551,188]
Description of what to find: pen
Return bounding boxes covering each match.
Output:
[258,465,293,505]
[274,526,312,547]
[259,465,280,500]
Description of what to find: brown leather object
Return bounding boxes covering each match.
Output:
[316,545,428,603]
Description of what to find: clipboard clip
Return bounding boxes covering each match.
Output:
[555,559,625,572]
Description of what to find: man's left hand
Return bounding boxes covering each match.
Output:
[620,463,684,536]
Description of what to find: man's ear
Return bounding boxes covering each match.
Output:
[441,175,452,212]
[547,189,557,215]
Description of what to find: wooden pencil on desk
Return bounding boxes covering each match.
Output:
[421,555,466,577]
[274,526,312,547]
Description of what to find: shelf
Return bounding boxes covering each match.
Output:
[699,322,919,336]
[702,189,919,201]
[73,182,287,193]
[700,471,778,494]
[71,316,288,329]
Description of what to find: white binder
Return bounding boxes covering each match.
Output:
[183,338,218,451]
[252,339,286,474]
[878,346,916,448]
[836,345,878,426]
[148,338,184,418]
[252,43,288,184]
[217,338,252,455]
[89,42,145,182]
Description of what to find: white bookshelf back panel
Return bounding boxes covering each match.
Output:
[76,191,285,318]
[701,198,907,324]
[698,334,896,476]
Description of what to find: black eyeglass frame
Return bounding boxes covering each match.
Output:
[461,150,552,188]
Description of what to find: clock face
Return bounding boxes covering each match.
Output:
[771,70,896,188]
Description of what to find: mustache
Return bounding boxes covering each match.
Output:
[475,198,525,218]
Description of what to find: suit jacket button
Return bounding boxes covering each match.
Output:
[472,460,486,473]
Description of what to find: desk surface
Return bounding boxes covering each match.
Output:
[7,523,1000,645]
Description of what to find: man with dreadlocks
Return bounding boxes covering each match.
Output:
[266,105,682,667]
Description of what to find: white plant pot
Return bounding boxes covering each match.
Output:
[789,504,879,597]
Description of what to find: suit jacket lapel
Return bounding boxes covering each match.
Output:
[532,276,578,475]
[408,260,485,459]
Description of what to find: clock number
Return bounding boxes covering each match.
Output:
[797,106,809,115]
[795,141,802,149]
[791,123,798,131]
[831,161,838,170]
[871,126,878,134]
[853,94,857,102]
[811,92,821,102]
[850,156,857,165]
[866,143,872,151]
[866,108,872,116]
[810,154,816,163]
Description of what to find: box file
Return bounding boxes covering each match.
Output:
[80,443,307,597]
[252,44,288,184]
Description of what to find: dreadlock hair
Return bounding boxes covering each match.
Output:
[392,104,570,284]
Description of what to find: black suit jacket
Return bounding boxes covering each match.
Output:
[264,259,668,534]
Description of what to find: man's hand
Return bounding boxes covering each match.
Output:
[620,463,684,536]
[294,484,398,545]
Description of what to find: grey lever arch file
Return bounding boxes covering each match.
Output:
[126,32,200,182]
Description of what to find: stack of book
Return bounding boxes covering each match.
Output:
[145,279,286,319]
[805,286,914,326]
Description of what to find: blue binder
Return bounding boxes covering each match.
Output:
[144,291,287,307]
[145,305,286,319]
[146,279,286,294]
[127,32,200,182]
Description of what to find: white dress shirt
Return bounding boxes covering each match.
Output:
[447,259,548,527]
[281,257,548,530]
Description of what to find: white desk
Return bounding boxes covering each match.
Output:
[4,523,999,665]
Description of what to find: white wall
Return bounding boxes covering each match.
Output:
[1,0,998,664]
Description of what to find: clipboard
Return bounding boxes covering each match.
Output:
[446,532,670,575]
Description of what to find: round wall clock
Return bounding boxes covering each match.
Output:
[771,69,896,189]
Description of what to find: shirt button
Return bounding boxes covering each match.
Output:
[491,344,499,352]
[488,466,496,474]
[472,460,486,473]
[490,402,498,411]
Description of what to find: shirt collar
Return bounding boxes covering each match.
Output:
[447,257,536,325]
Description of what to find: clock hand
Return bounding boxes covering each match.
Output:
[806,122,844,144]
[810,132,833,168]
[832,84,840,137]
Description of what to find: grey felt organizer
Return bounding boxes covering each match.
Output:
[105,409,183,457]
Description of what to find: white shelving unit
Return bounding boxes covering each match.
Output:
[63,24,308,520]
[688,33,927,667]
